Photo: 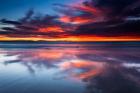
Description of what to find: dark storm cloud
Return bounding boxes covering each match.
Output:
[0,19,21,25]
[71,0,140,37]
[74,20,140,37]
[89,0,140,19]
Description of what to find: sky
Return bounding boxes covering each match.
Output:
[0,0,77,19]
[0,0,140,41]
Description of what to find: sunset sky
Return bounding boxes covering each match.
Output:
[0,0,140,41]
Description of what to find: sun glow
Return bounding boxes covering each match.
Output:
[0,35,140,42]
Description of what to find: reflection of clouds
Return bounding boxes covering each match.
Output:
[58,60,106,79]
[0,47,140,76]
[123,63,140,68]
[84,64,140,93]
[0,46,140,93]
[0,48,84,75]
[0,53,20,64]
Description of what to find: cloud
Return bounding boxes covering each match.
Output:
[0,0,140,41]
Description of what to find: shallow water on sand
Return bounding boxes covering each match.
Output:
[0,43,140,93]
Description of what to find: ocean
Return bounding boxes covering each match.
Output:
[0,42,140,93]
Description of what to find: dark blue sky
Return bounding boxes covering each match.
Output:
[0,0,76,20]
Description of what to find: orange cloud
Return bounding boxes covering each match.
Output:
[39,26,64,32]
